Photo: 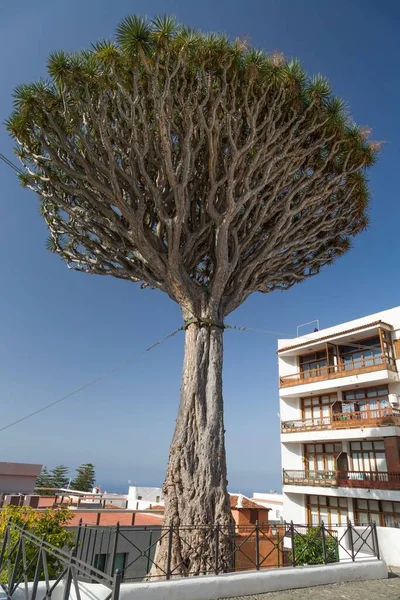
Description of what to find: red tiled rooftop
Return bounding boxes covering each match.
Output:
[134,513,163,526]
[229,495,267,510]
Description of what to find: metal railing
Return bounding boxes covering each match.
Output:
[280,356,396,387]
[0,519,380,590]
[281,407,400,433]
[73,520,379,581]
[283,470,339,487]
[0,520,121,600]
[283,469,400,490]
[338,471,400,489]
[281,416,331,432]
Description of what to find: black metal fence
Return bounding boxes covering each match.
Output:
[0,520,121,600]
[73,519,380,581]
[0,519,380,598]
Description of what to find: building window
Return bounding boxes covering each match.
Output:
[342,385,389,415]
[339,337,382,370]
[137,496,142,500]
[354,499,400,527]
[302,394,337,425]
[299,351,328,379]
[349,440,387,473]
[113,552,127,573]
[307,495,348,527]
[155,496,160,503]
[304,443,342,471]
[94,553,107,572]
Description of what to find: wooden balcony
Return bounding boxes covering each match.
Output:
[337,471,400,490]
[283,469,400,490]
[280,356,397,388]
[281,407,400,433]
[283,470,338,487]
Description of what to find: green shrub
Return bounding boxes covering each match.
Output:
[0,505,74,582]
[290,527,339,566]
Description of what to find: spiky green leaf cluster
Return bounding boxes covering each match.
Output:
[6,13,378,306]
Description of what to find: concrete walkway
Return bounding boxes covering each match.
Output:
[221,571,400,600]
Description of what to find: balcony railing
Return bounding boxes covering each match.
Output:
[281,407,400,433]
[283,469,400,490]
[283,470,339,487]
[280,356,397,388]
[338,471,400,490]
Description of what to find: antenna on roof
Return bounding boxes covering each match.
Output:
[296,320,319,337]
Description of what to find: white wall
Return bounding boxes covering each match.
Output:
[127,486,163,510]
[281,442,303,470]
[375,527,400,566]
[8,561,388,600]
[118,560,387,600]
[280,396,301,421]
[283,492,306,523]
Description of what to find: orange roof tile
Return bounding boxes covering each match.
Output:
[229,495,269,510]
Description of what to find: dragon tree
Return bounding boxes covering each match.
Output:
[7,15,377,575]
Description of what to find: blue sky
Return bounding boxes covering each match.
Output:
[0,0,399,495]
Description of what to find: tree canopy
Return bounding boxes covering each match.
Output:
[71,463,96,492]
[7,15,377,320]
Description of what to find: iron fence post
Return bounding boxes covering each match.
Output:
[10,523,27,592]
[30,536,45,600]
[75,519,83,559]
[215,523,220,575]
[255,521,260,570]
[290,521,296,567]
[62,547,77,600]
[110,522,120,576]
[111,569,122,600]
[347,518,355,562]
[277,530,281,568]
[146,531,153,575]
[166,522,174,580]
[0,518,10,573]
[321,521,327,564]
[372,521,380,560]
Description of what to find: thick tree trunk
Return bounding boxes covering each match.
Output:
[150,316,234,578]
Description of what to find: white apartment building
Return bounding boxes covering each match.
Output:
[278,305,400,528]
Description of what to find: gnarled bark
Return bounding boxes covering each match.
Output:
[150,317,234,577]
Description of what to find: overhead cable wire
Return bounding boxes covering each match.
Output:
[0,152,23,174]
[0,326,184,433]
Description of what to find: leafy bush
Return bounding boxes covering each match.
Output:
[0,505,74,582]
[290,528,339,566]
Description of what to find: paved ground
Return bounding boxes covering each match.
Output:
[222,571,400,600]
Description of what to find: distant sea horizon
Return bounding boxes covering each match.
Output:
[98,481,263,498]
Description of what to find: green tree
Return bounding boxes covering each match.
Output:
[0,505,74,582]
[7,14,377,574]
[35,466,53,494]
[291,528,339,566]
[71,464,96,492]
[50,465,70,489]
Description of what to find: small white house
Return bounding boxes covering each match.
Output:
[127,486,164,510]
[251,492,284,522]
